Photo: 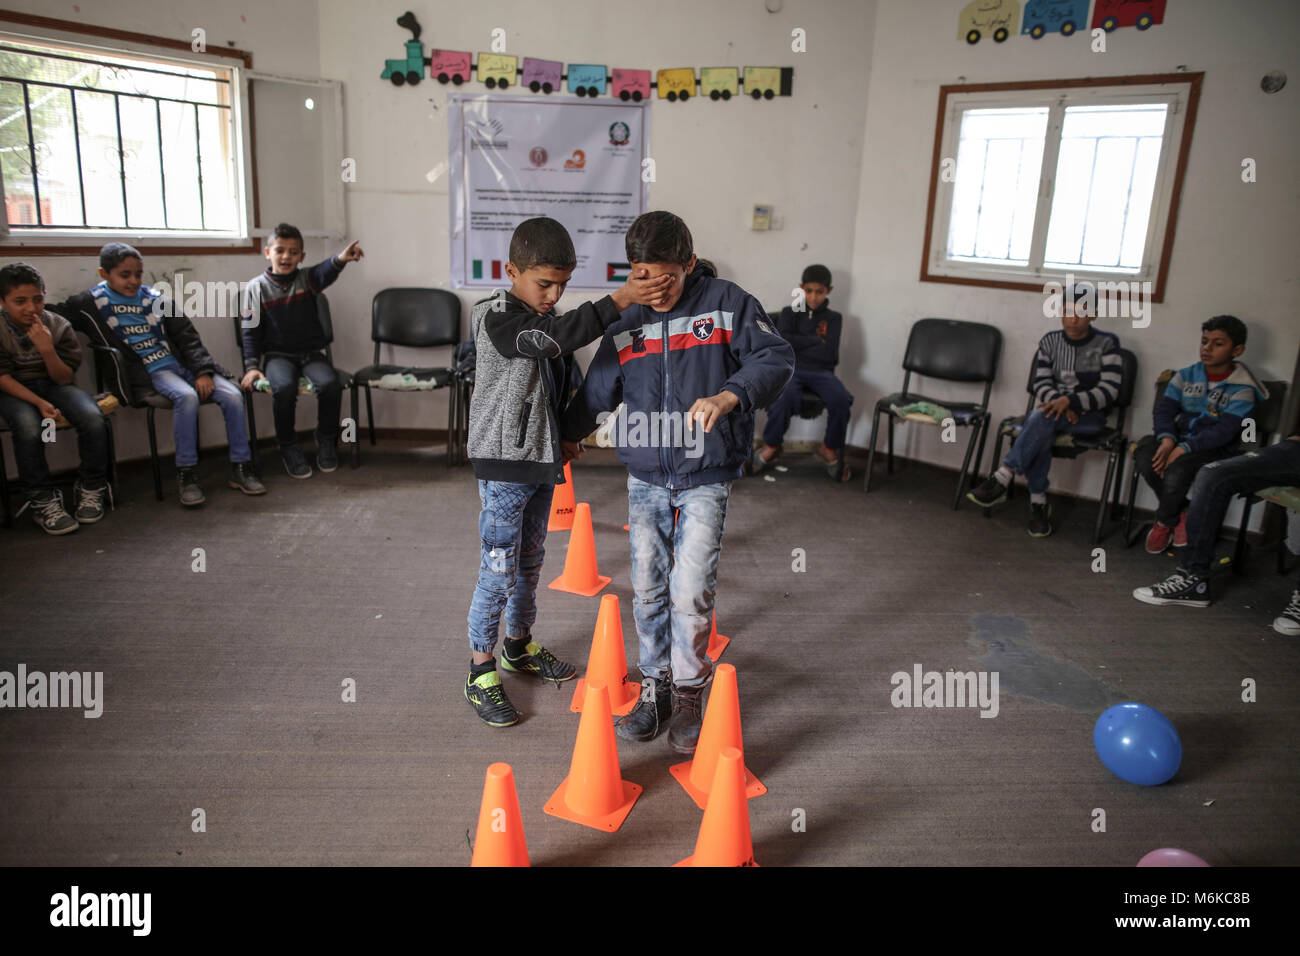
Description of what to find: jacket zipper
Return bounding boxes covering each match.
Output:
[660,310,673,489]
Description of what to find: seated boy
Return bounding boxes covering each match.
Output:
[752,264,854,481]
[240,224,362,478]
[462,217,671,727]
[1133,431,1300,636]
[968,284,1123,537]
[1133,315,1265,552]
[566,211,795,754]
[57,243,263,506]
[0,263,110,534]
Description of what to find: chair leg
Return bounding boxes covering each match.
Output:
[886,414,895,474]
[864,407,882,493]
[445,385,455,466]
[1232,496,1255,575]
[148,408,163,502]
[244,394,258,467]
[971,414,991,486]
[0,439,11,528]
[105,418,119,498]
[1123,456,1144,548]
[952,420,982,511]
[1093,449,1119,546]
[365,385,376,445]
[350,386,361,468]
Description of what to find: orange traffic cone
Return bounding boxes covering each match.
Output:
[545,680,642,831]
[571,594,640,715]
[548,463,577,532]
[706,609,730,661]
[670,663,765,809]
[548,502,611,596]
[470,763,529,867]
[674,747,759,867]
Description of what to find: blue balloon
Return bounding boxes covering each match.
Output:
[1094,702,1182,786]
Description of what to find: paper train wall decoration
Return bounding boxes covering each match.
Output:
[958,0,1167,44]
[380,11,793,100]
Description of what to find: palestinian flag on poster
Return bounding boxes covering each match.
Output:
[607,262,630,282]
[472,260,504,280]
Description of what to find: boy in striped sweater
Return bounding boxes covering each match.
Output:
[968,286,1123,537]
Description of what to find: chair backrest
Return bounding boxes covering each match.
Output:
[371,288,461,360]
[1253,380,1289,442]
[903,318,1001,385]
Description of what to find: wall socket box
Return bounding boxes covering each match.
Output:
[752,204,772,230]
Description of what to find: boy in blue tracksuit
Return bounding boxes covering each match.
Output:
[1133,315,1266,552]
[564,211,795,755]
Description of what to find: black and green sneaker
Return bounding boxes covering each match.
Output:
[1028,502,1053,537]
[465,670,520,727]
[967,475,1008,508]
[500,642,577,684]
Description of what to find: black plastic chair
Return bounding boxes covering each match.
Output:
[448,340,476,466]
[1122,373,1288,573]
[986,348,1137,544]
[235,293,356,467]
[350,288,462,465]
[864,318,1002,509]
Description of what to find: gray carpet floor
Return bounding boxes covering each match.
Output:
[2,440,1297,866]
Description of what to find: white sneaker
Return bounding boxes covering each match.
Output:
[1273,590,1300,636]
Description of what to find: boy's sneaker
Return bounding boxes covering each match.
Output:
[465,669,520,727]
[72,480,110,524]
[1028,502,1053,537]
[500,641,577,684]
[19,491,77,535]
[316,435,339,473]
[281,445,312,479]
[1172,509,1189,548]
[967,475,1008,508]
[615,676,672,742]
[668,683,706,755]
[1273,590,1300,636]
[1133,569,1211,607]
[228,462,266,495]
[1145,521,1174,554]
[178,467,205,507]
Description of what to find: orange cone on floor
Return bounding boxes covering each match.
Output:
[548,463,577,532]
[706,609,730,661]
[670,663,765,809]
[674,747,759,867]
[470,762,529,867]
[571,594,640,715]
[548,502,611,596]
[545,680,642,831]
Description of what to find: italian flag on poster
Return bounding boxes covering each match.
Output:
[472,260,504,280]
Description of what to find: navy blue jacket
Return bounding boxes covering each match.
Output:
[566,263,794,489]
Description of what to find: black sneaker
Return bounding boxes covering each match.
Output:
[1273,590,1300,636]
[281,444,312,479]
[1133,569,1211,608]
[615,676,672,742]
[72,479,110,524]
[316,435,338,473]
[967,475,1008,508]
[669,683,706,755]
[1028,502,1053,537]
[500,641,577,684]
[178,467,205,507]
[465,669,520,727]
[18,491,78,535]
[228,461,267,495]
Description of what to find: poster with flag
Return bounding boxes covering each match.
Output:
[448,94,651,289]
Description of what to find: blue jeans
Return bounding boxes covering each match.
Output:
[149,367,251,468]
[1002,407,1107,494]
[627,475,731,688]
[264,352,341,449]
[0,379,109,495]
[762,367,854,449]
[466,479,555,655]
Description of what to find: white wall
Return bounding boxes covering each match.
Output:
[846,0,1300,519]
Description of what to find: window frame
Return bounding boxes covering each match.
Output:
[920,72,1204,304]
[0,9,259,255]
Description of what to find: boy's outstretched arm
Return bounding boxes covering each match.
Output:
[561,334,623,441]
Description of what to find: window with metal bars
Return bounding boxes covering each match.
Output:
[0,35,242,237]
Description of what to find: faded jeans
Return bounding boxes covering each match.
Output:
[465,479,554,655]
[627,475,731,688]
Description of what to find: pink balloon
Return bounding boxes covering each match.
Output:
[1138,848,1210,867]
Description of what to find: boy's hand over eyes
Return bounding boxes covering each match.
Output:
[686,390,740,434]
[611,270,674,311]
